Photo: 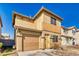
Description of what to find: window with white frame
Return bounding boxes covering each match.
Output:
[72,30,76,35]
[64,29,68,34]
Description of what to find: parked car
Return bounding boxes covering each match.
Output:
[0,39,15,52]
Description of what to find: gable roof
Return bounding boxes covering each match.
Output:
[61,26,77,30]
[33,7,63,20]
[67,26,77,30]
[12,7,63,25]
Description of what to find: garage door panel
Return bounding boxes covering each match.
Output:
[23,36,39,51]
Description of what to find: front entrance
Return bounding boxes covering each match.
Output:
[52,35,60,48]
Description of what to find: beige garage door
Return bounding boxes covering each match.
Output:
[23,35,39,51]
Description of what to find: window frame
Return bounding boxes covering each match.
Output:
[50,35,58,42]
[64,29,68,34]
[72,30,76,35]
[51,17,56,25]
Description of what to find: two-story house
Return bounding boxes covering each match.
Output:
[75,29,79,45]
[61,26,77,46]
[12,7,62,51]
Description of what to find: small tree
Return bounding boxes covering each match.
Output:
[0,42,3,48]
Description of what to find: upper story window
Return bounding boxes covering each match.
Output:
[51,17,56,25]
[64,29,68,34]
[72,30,76,35]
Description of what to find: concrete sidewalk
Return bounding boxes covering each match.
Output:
[17,49,55,56]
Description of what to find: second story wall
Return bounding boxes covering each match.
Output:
[61,27,66,36]
[61,27,76,38]
[34,12,44,30]
[14,15,36,29]
[13,7,62,34]
[42,11,61,34]
[67,28,76,37]
[75,31,79,39]
[43,11,61,26]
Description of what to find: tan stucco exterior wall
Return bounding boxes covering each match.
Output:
[35,11,61,49]
[14,10,62,51]
[75,32,79,45]
[14,11,61,33]
[43,12,61,26]
[67,29,75,37]
[41,31,61,49]
[15,16,35,29]
[42,12,61,34]
[15,29,23,51]
[39,36,45,49]
[34,13,44,30]
[61,27,78,46]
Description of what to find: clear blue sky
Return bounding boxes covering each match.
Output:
[0,3,79,39]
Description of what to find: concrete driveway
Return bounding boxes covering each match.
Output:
[17,47,79,56]
[17,49,55,56]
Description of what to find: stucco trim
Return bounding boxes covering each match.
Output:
[43,30,61,34]
[61,35,74,38]
[67,26,77,30]
[61,26,77,30]
[15,26,42,33]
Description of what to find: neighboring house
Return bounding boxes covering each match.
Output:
[12,7,62,51]
[75,29,79,45]
[61,26,77,46]
[0,39,15,48]
[0,16,2,39]
[1,33,10,39]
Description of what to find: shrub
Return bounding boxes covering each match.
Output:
[0,42,3,53]
[0,42,3,48]
[4,48,13,52]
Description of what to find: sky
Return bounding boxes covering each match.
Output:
[0,3,79,39]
